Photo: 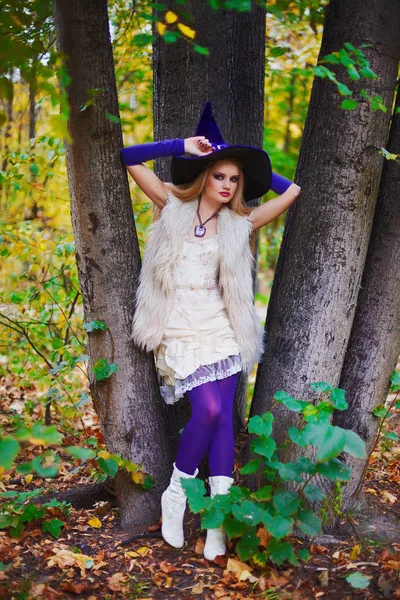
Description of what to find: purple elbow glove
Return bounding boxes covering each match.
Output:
[120,138,185,166]
[270,172,293,195]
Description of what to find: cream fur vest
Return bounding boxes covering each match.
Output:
[131,191,264,373]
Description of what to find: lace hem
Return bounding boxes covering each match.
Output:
[160,354,242,405]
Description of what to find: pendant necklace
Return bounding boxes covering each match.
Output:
[194,198,219,238]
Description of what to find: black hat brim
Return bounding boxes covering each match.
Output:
[170,145,272,202]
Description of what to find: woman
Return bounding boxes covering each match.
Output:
[120,102,301,560]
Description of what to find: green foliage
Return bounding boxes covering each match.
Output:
[313,44,386,113]
[346,571,371,589]
[0,489,70,539]
[183,382,365,566]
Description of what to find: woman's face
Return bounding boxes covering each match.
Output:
[203,160,240,204]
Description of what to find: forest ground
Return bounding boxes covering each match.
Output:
[0,374,399,600]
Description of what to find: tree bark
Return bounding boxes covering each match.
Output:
[52,0,172,527]
[333,84,400,510]
[153,2,266,457]
[249,0,400,493]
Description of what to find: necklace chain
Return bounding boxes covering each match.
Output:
[194,198,219,238]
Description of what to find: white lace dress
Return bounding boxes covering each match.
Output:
[154,232,242,404]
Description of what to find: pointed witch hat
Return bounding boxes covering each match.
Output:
[170,102,272,202]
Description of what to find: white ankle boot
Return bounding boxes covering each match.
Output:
[161,462,198,549]
[204,475,234,560]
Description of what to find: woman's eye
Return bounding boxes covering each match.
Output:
[231,177,238,183]
[214,174,223,180]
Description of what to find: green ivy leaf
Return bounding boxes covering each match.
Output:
[278,463,304,483]
[228,485,251,503]
[232,500,266,525]
[31,454,60,478]
[262,512,294,539]
[0,437,20,470]
[390,370,400,386]
[373,404,387,418]
[92,359,118,381]
[303,423,347,461]
[359,66,378,79]
[105,111,119,124]
[240,457,261,475]
[273,491,299,517]
[250,435,276,460]
[268,538,299,566]
[252,485,273,502]
[298,548,311,563]
[223,514,248,540]
[309,382,333,393]
[235,528,261,562]
[338,48,353,67]
[303,484,325,502]
[193,44,209,56]
[322,52,340,64]
[288,427,308,447]
[270,47,288,57]
[331,388,348,410]
[337,82,352,96]
[346,572,371,589]
[248,412,274,437]
[97,456,118,478]
[384,431,399,442]
[42,519,64,538]
[347,65,360,81]
[341,99,358,110]
[274,392,304,412]
[315,458,351,481]
[343,430,366,458]
[201,507,224,529]
[296,509,321,536]
[65,446,96,460]
[83,320,107,332]
[29,423,62,445]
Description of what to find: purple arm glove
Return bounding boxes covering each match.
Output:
[270,172,293,195]
[120,138,185,166]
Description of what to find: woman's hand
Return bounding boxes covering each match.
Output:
[184,136,215,156]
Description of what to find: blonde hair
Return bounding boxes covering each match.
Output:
[165,159,252,218]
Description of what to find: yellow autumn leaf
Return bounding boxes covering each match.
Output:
[131,470,144,485]
[25,474,33,484]
[97,450,112,460]
[349,544,361,560]
[165,11,178,24]
[177,23,196,39]
[127,546,150,558]
[156,22,166,36]
[88,516,102,528]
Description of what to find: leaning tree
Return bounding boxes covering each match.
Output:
[249,0,400,506]
[52,0,172,526]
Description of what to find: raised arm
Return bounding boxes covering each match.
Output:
[120,137,214,210]
[250,172,301,232]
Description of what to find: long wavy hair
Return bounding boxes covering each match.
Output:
[153,159,255,250]
[165,159,251,217]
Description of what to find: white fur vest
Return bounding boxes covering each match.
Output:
[131,191,264,373]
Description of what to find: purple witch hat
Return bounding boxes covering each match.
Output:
[171,102,272,202]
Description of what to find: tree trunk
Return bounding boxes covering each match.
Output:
[333,84,400,510]
[249,0,400,494]
[52,0,172,527]
[153,2,266,457]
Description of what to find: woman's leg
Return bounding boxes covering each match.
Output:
[175,380,222,475]
[207,372,239,477]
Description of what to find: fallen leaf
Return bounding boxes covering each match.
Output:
[47,549,95,577]
[194,536,205,554]
[350,544,361,560]
[192,581,204,594]
[256,525,270,548]
[108,572,128,592]
[224,557,253,582]
[382,490,397,504]
[318,570,329,588]
[88,517,102,528]
[59,581,89,594]
[160,560,178,573]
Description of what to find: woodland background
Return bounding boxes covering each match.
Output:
[0,0,400,598]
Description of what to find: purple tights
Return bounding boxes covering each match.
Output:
[175,372,239,477]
